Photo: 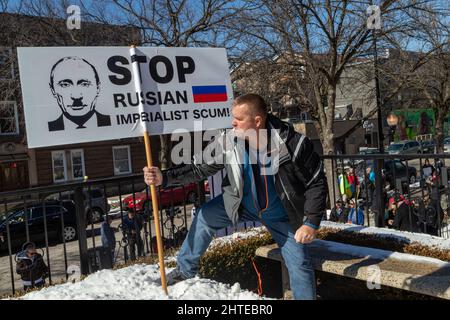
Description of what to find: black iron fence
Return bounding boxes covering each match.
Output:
[322,153,450,239]
[0,174,209,296]
[2,152,449,296]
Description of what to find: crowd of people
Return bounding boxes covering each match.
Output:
[328,160,446,235]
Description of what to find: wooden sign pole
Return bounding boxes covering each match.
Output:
[129,45,168,295]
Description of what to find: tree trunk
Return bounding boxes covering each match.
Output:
[322,87,337,209]
[434,106,446,154]
[322,128,336,210]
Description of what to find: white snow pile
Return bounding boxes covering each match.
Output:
[315,239,450,267]
[209,226,268,249]
[9,228,273,300]
[13,264,268,300]
[321,221,450,251]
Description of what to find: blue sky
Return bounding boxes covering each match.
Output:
[4,0,448,53]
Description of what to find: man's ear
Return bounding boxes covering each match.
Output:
[255,115,263,128]
[49,83,56,96]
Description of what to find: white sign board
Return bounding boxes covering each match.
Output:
[17,47,233,148]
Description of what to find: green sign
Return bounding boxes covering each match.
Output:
[392,109,450,141]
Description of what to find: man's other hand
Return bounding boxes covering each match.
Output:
[143,166,163,186]
[294,225,317,244]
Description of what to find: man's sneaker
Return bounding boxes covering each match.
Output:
[166,266,190,285]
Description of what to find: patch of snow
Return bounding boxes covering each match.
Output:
[13,264,270,300]
[321,221,450,251]
[315,239,450,267]
[209,226,268,249]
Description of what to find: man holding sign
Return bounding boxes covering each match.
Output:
[144,93,328,300]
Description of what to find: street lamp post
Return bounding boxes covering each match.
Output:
[372,27,385,227]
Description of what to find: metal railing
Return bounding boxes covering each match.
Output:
[0,174,209,296]
[4,152,448,296]
[322,153,450,239]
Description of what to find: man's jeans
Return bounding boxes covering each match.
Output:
[177,195,316,300]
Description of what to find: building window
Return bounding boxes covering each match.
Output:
[0,101,19,135]
[0,47,14,80]
[51,151,67,183]
[71,149,85,180]
[113,145,132,175]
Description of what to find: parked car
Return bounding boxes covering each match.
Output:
[356,159,417,191]
[0,200,78,251]
[386,140,421,155]
[384,160,418,185]
[420,139,436,153]
[44,188,110,224]
[359,147,381,155]
[344,147,383,166]
[122,182,208,214]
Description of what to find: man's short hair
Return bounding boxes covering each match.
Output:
[233,93,268,117]
[22,241,36,252]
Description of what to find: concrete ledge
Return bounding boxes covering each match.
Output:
[255,240,450,300]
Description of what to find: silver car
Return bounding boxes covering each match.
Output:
[386,140,421,155]
[444,137,450,154]
[45,189,110,224]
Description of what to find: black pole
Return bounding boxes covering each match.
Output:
[74,187,89,275]
[373,28,385,227]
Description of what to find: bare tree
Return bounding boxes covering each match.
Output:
[232,0,435,202]
[79,0,247,169]
[381,7,449,152]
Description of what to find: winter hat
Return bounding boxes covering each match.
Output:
[22,241,36,251]
[388,197,395,207]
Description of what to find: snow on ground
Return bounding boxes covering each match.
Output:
[321,221,450,251]
[210,221,450,253]
[209,226,268,249]
[12,221,450,300]
[11,228,273,300]
[13,264,269,300]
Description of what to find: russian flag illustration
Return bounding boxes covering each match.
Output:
[192,85,228,103]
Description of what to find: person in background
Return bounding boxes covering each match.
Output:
[121,208,144,261]
[329,199,349,223]
[422,159,435,179]
[387,196,420,232]
[101,215,117,264]
[16,242,48,291]
[346,167,360,199]
[347,199,364,226]
[365,167,375,208]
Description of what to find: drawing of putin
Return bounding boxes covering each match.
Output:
[48,56,111,131]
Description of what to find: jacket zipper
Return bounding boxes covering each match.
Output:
[278,173,301,214]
